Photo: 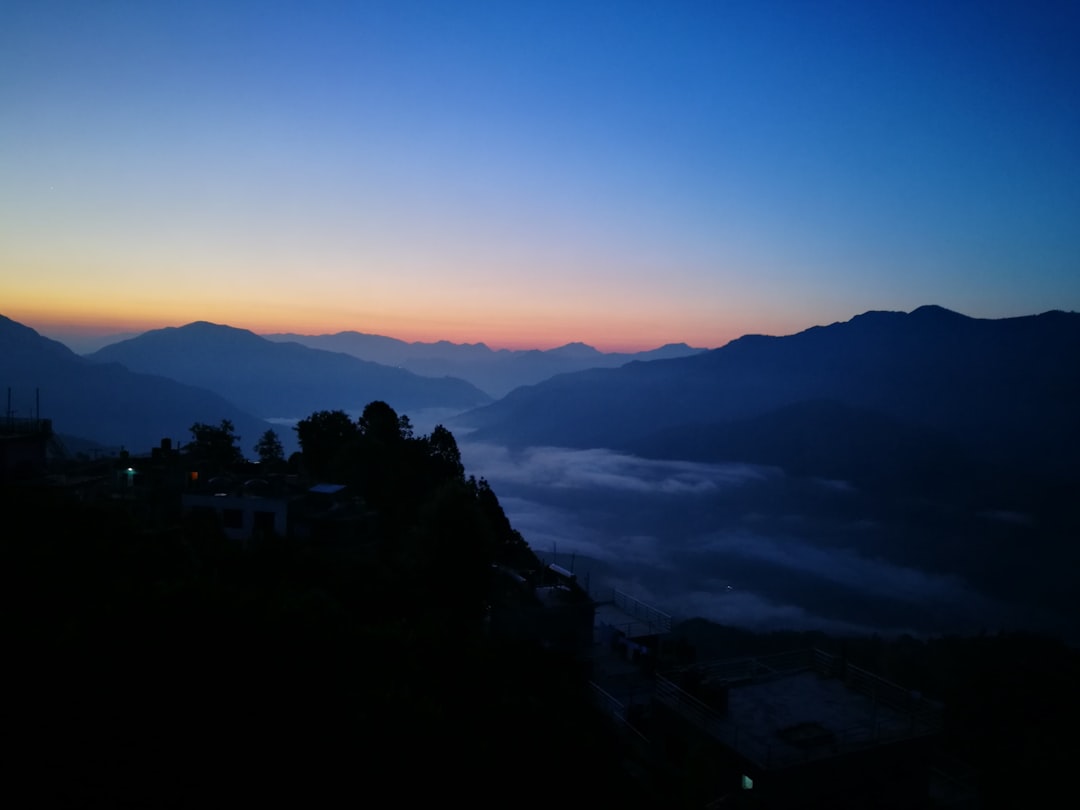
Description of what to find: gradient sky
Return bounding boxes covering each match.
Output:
[2,0,1078,351]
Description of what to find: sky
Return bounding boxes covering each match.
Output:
[2,0,1078,351]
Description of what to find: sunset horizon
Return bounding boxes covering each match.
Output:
[3,1,1077,357]
[8,297,1075,357]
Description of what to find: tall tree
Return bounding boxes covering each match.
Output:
[294,410,359,479]
[426,424,465,481]
[254,429,285,466]
[358,400,411,443]
[187,420,243,467]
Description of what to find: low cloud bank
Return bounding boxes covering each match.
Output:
[462,441,1039,638]
[463,442,778,494]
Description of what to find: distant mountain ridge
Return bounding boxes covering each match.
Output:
[0,314,271,453]
[263,331,706,398]
[460,305,1080,483]
[88,322,491,419]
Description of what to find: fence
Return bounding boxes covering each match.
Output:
[593,589,673,637]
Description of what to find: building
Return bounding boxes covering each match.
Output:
[488,563,596,655]
[0,416,52,480]
[182,488,289,541]
[653,648,942,808]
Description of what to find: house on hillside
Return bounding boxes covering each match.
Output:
[181,475,292,541]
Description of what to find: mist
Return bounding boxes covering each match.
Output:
[460,441,1067,640]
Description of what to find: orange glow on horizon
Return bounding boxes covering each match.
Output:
[8,303,751,353]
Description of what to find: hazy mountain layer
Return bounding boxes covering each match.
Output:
[264,331,706,398]
[89,322,491,419]
[1,315,270,454]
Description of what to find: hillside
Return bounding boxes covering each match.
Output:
[460,306,1080,479]
[1,314,270,453]
[89,321,491,418]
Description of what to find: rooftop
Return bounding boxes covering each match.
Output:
[656,648,941,770]
[1,416,52,437]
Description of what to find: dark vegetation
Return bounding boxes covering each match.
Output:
[2,403,641,807]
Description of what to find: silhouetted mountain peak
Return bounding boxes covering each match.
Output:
[909,304,973,323]
[174,321,263,341]
[547,341,602,359]
[0,314,81,362]
[911,303,961,317]
[96,322,273,359]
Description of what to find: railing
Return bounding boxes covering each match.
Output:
[590,681,650,742]
[825,654,943,732]
[654,675,734,741]
[611,589,672,634]
[654,674,771,764]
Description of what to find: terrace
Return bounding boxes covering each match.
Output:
[655,648,942,770]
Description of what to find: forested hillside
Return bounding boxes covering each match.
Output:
[2,403,643,807]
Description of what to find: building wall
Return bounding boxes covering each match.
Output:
[181,493,288,540]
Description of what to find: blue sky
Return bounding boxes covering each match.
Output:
[2,0,1077,349]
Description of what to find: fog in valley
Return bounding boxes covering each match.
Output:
[460,440,1070,641]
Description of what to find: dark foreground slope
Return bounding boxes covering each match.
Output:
[1,411,649,808]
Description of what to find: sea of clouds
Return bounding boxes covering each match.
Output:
[460,441,1041,638]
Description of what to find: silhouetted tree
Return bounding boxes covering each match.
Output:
[294,410,359,479]
[254,429,285,466]
[358,400,412,443]
[426,424,465,480]
[187,420,243,467]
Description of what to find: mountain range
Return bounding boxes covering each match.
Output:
[459,305,1080,487]
[7,306,1078,496]
[7,305,1079,635]
[0,315,271,454]
[263,331,705,397]
[87,322,491,420]
[449,305,1080,638]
